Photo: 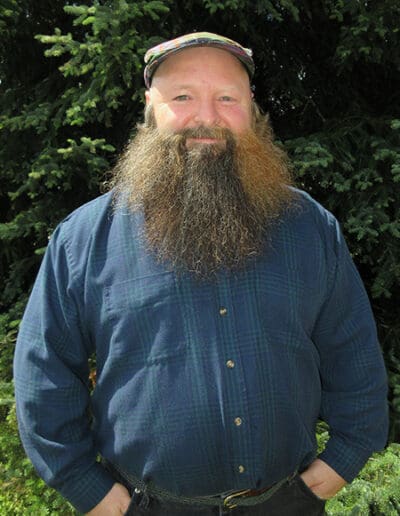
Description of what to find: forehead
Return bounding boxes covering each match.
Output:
[151,46,250,88]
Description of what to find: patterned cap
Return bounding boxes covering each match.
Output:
[144,32,254,88]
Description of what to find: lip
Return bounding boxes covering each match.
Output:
[186,137,224,144]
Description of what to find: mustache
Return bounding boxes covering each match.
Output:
[178,125,233,139]
[165,125,236,145]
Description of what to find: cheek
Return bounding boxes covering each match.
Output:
[154,105,190,130]
[221,106,252,132]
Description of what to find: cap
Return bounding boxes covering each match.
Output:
[144,31,254,88]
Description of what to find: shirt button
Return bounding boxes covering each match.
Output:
[238,465,245,473]
[234,417,242,426]
[219,307,227,316]
[226,359,235,369]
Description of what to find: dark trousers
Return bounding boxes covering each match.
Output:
[105,463,326,516]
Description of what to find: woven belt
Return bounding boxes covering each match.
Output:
[109,461,293,510]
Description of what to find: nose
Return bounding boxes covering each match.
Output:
[193,98,219,126]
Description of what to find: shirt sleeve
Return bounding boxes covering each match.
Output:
[312,216,389,482]
[13,224,115,513]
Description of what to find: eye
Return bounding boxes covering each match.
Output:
[219,95,234,102]
[173,94,190,101]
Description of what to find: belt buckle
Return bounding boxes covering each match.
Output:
[223,489,251,509]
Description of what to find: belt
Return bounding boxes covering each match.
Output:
[108,461,294,510]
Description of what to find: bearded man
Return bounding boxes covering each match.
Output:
[14,33,388,516]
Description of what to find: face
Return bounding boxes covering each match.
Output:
[145,47,253,147]
[111,45,292,275]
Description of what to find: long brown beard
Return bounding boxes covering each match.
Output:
[111,109,295,276]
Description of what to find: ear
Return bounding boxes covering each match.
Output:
[145,90,151,105]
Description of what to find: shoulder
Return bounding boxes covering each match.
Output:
[58,191,114,235]
[44,191,120,275]
[47,191,119,249]
[288,187,341,240]
[278,188,344,268]
[290,188,337,225]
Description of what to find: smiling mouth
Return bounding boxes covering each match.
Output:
[186,137,225,146]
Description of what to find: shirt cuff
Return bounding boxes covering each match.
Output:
[58,461,116,514]
[318,437,374,482]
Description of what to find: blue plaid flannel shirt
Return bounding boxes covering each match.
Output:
[14,189,388,513]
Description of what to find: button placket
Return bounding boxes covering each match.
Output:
[217,293,251,482]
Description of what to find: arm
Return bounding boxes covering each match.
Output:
[14,225,114,513]
[308,217,388,494]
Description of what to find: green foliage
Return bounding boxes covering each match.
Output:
[316,424,400,514]
[326,444,400,515]
[0,405,78,515]
[286,117,400,301]
[0,0,399,512]
[0,0,172,318]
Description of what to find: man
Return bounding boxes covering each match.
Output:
[14,32,388,515]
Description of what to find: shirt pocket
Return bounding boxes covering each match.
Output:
[104,272,187,365]
[255,268,320,335]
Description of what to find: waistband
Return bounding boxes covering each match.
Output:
[104,460,294,510]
